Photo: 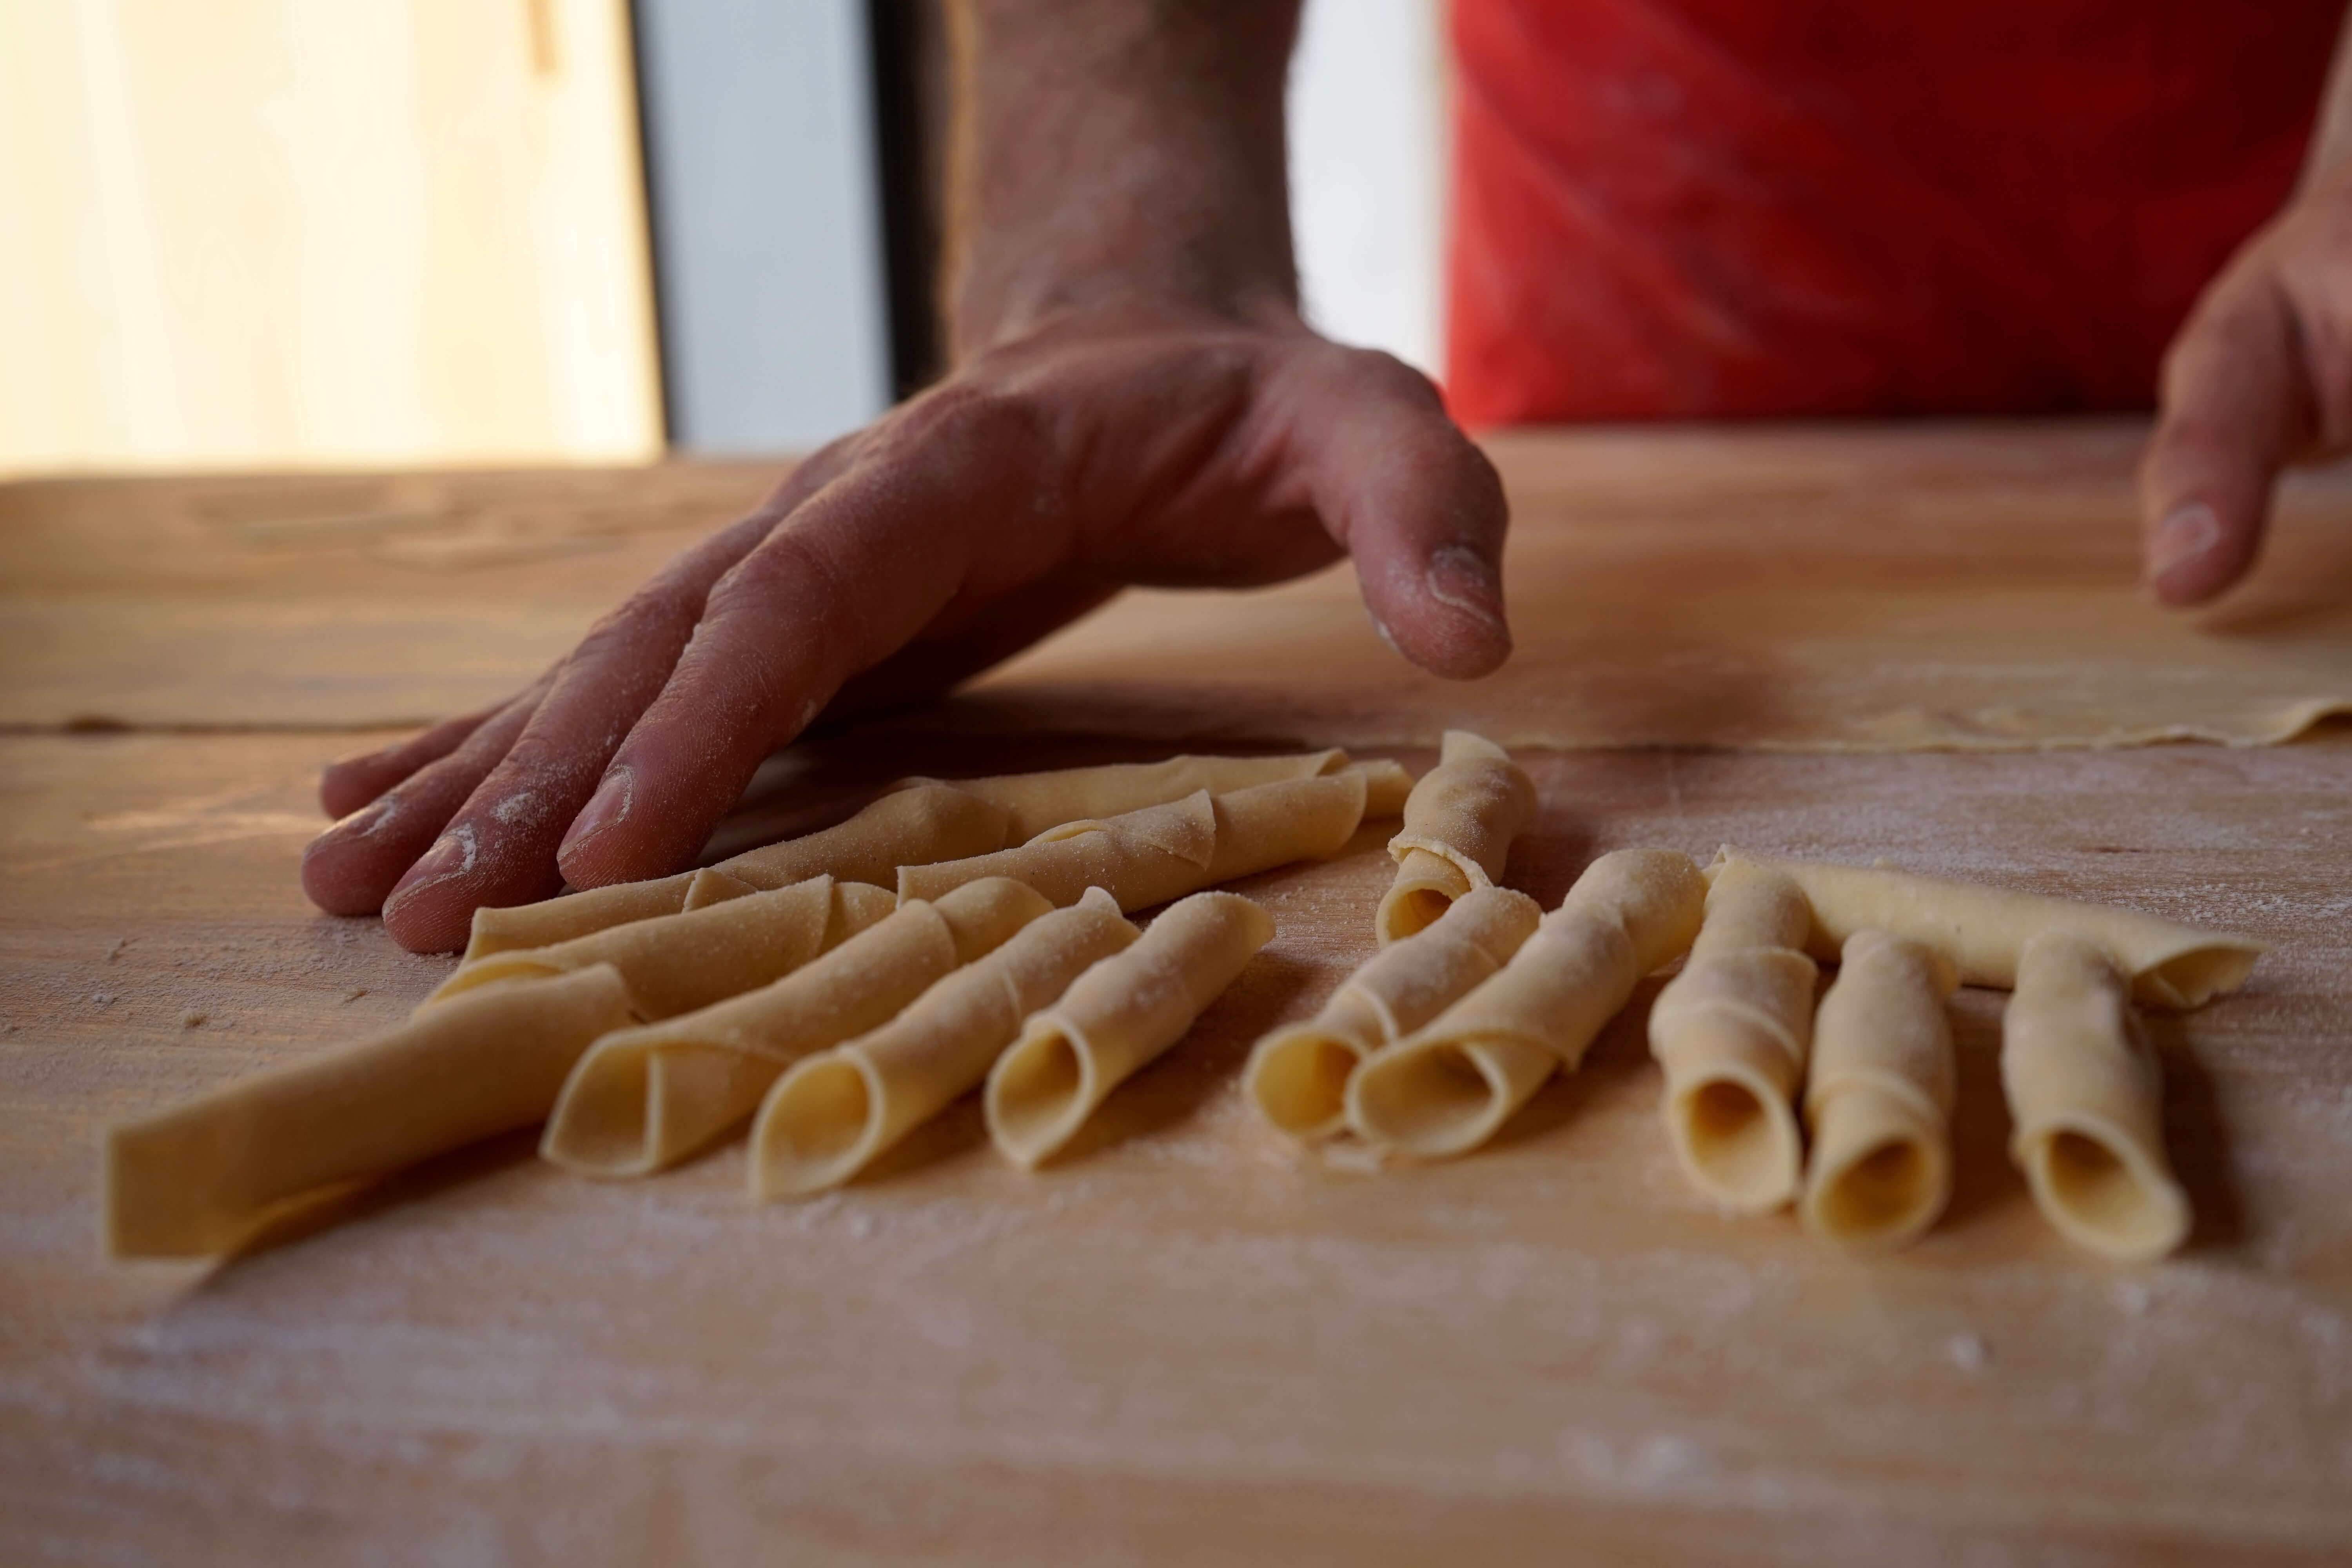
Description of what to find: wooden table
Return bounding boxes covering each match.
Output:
[4,427,2349,1564]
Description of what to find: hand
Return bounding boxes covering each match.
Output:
[2139,163,2352,604]
[301,303,1511,952]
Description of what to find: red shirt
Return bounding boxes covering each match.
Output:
[1445,0,2343,424]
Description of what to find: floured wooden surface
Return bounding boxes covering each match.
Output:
[4,729,2349,1563]
[946,421,2352,752]
[0,462,777,727]
[7,422,2351,750]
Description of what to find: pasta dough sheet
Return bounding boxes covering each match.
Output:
[988,891,1274,1168]
[1710,849,2265,1009]
[2002,931,2192,1262]
[1246,886,1542,1139]
[1648,860,1818,1213]
[1379,731,1536,944]
[1348,849,1706,1158]
[896,773,1368,913]
[105,964,637,1258]
[430,876,895,1021]
[750,888,1140,1196]
[924,425,2352,753]
[1802,931,1959,1251]
[540,878,1053,1177]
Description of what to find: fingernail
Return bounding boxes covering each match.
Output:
[2147,503,2221,586]
[1426,545,1507,635]
[561,766,633,857]
[384,825,477,915]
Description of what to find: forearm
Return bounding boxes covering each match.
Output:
[943,0,1304,358]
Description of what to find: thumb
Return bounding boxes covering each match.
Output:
[2138,272,2303,606]
[1302,348,1512,679]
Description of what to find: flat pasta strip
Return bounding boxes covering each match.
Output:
[105,964,637,1258]
[1246,886,1541,1139]
[750,888,1140,1196]
[1800,931,1959,1251]
[428,876,895,1021]
[540,878,1053,1178]
[989,891,1274,1168]
[1710,848,2264,1009]
[461,782,1009,959]
[897,773,1368,913]
[1647,859,1818,1212]
[1378,730,1536,944]
[1348,848,1706,1158]
[2002,931,2192,1261]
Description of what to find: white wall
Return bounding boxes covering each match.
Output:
[1286,0,1445,375]
[634,0,891,453]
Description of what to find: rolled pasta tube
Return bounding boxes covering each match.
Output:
[428,876,897,1021]
[988,892,1275,1168]
[460,782,1009,960]
[1378,731,1537,944]
[1709,849,2265,1010]
[541,878,1054,1177]
[898,773,1368,913]
[1246,886,1542,1139]
[105,964,636,1258]
[1348,848,1706,1158]
[1800,931,1960,1251]
[751,888,1140,1196]
[2002,931,2192,1261]
[1647,860,1818,1213]
[933,749,1398,839]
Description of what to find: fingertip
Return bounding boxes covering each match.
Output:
[319,755,393,819]
[2141,495,2264,608]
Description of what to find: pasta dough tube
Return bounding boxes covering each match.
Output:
[1348,849,1706,1158]
[897,773,1369,912]
[1800,931,1960,1251]
[1378,730,1537,944]
[461,782,1008,959]
[1647,859,1818,1213]
[931,749,1409,840]
[988,892,1274,1167]
[104,964,636,1258]
[540,878,1054,1178]
[2002,931,2192,1261]
[1709,849,2264,1010]
[1245,886,1542,1139]
[751,888,1140,1196]
[429,876,895,1021]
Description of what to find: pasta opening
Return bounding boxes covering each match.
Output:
[1350,1041,1502,1154]
[755,1056,877,1196]
[1247,1031,1362,1137]
[1382,887,1454,943]
[989,1028,1086,1165]
[1676,1077,1797,1208]
[1817,1138,1931,1239]
[540,1047,651,1173]
[2036,1128,2183,1255]
[2138,944,2263,1010]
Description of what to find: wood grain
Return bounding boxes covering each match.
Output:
[0,0,662,475]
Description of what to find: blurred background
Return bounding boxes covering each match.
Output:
[0,0,1441,476]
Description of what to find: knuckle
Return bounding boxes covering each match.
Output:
[886,379,1053,460]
